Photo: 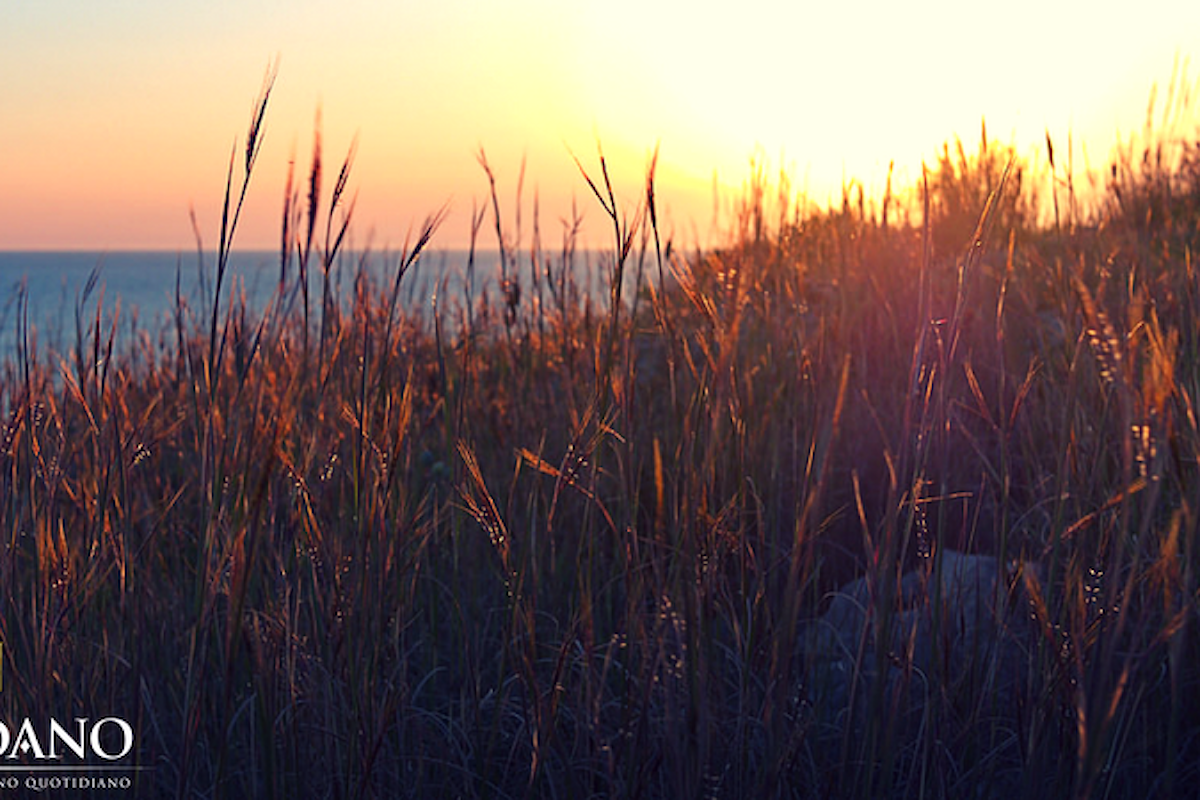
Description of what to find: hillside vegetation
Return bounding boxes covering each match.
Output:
[3,73,1200,798]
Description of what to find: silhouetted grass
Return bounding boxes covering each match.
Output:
[2,69,1200,798]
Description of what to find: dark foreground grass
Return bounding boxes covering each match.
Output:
[3,74,1200,798]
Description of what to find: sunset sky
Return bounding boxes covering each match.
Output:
[3,0,1199,251]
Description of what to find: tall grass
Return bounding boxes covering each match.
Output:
[2,70,1200,798]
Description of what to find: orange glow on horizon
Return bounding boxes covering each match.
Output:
[3,1,1199,252]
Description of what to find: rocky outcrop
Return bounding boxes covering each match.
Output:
[799,550,1042,731]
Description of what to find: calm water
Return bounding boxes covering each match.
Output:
[0,249,624,364]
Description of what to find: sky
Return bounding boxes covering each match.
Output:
[3,0,1200,251]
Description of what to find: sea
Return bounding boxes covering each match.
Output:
[0,249,631,365]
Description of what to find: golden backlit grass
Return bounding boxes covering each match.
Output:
[2,77,1200,798]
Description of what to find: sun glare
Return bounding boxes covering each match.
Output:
[1,0,1199,248]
